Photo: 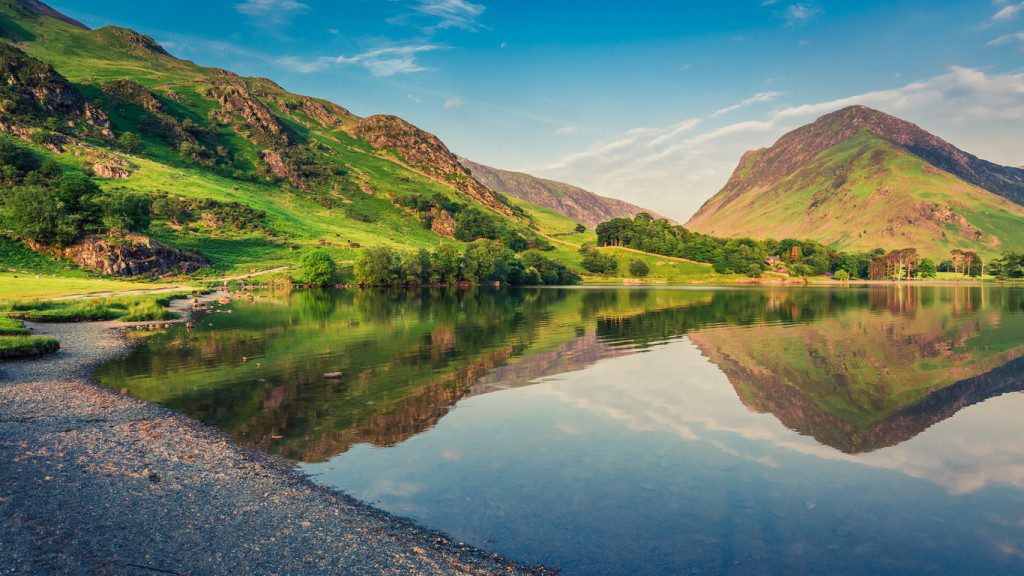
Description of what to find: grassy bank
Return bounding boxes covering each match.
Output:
[0,335,59,359]
[2,293,189,323]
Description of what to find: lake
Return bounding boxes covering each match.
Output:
[95,285,1024,575]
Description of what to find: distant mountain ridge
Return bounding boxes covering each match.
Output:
[459,158,671,228]
[686,105,1024,258]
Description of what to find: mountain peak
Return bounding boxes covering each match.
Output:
[13,0,88,30]
[687,107,1024,259]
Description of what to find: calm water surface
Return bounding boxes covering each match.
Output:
[96,286,1024,575]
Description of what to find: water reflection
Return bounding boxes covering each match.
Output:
[96,285,1024,460]
[95,285,1024,574]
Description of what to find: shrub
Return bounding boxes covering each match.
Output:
[299,250,337,286]
[573,223,586,233]
[121,300,176,322]
[746,264,763,278]
[834,269,850,282]
[628,259,649,278]
[579,243,618,274]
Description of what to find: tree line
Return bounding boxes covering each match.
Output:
[0,141,152,246]
[345,241,579,287]
[594,214,989,280]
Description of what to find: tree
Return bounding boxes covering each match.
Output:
[834,269,851,282]
[919,258,936,279]
[117,132,144,153]
[354,246,402,286]
[0,185,83,246]
[453,207,499,242]
[97,190,152,233]
[746,264,763,278]
[298,249,336,286]
[628,259,649,278]
[430,244,464,284]
[579,243,618,274]
[573,223,586,233]
[520,250,580,285]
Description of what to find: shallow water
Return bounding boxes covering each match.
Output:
[96,285,1024,575]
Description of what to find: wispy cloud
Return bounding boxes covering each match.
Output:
[278,44,445,76]
[235,0,309,26]
[711,92,783,117]
[994,2,1024,21]
[412,0,485,32]
[532,68,1024,221]
[989,31,1024,46]
[444,97,465,110]
[784,3,824,26]
[554,126,579,136]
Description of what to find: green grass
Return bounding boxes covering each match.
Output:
[0,334,58,359]
[0,316,28,335]
[0,273,177,298]
[3,293,187,322]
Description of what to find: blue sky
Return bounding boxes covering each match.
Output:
[56,1,1024,220]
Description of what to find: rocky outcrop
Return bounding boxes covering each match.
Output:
[92,162,131,179]
[352,115,512,215]
[207,81,291,147]
[53,234,210,277]
[95,26,171,56]
[301,97,357,129]
[460,157,673,227]
[429,208,456,238]
[0,43,111,137]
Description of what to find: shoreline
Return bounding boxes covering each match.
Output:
[0,299,548,575]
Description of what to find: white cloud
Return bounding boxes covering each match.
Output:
[277,44,444,76]
[711,91,782,117]
[235,0,309,26]
[444,97,465,110]
[989,31,1024,46]
[412,0,485,32]
[785,2,824,25]
[554,125,579,136]
[994,2,1024,21]
[531,67,1024,221]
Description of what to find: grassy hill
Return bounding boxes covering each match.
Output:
[687,106,1024,260]
[0,0,723,289]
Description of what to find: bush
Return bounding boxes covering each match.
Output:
[573,223,586,233]
[98,190,152,233]
[299,250,337,286]
[834,269,851,282]
[628,259,649,278]
[746,264,763,278]
[121,300,176,322]
[579,243,618,274]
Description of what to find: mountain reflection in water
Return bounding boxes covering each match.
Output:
[96,285,1024,575]
[96,285,1024,459]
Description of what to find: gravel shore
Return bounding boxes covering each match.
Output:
[0,316,545,575]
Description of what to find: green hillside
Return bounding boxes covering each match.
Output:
[0,0,726,288]
[687,106,1024,260]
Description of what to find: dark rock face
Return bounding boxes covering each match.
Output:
[352,115,512,215]
[460,157,672,228]
[56,234,210,277]
[207,82,292,148]
[0,43,111,137]
[97,26,171,56]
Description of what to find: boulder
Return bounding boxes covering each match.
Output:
[57,233,210,277]
[92,162,131,179]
